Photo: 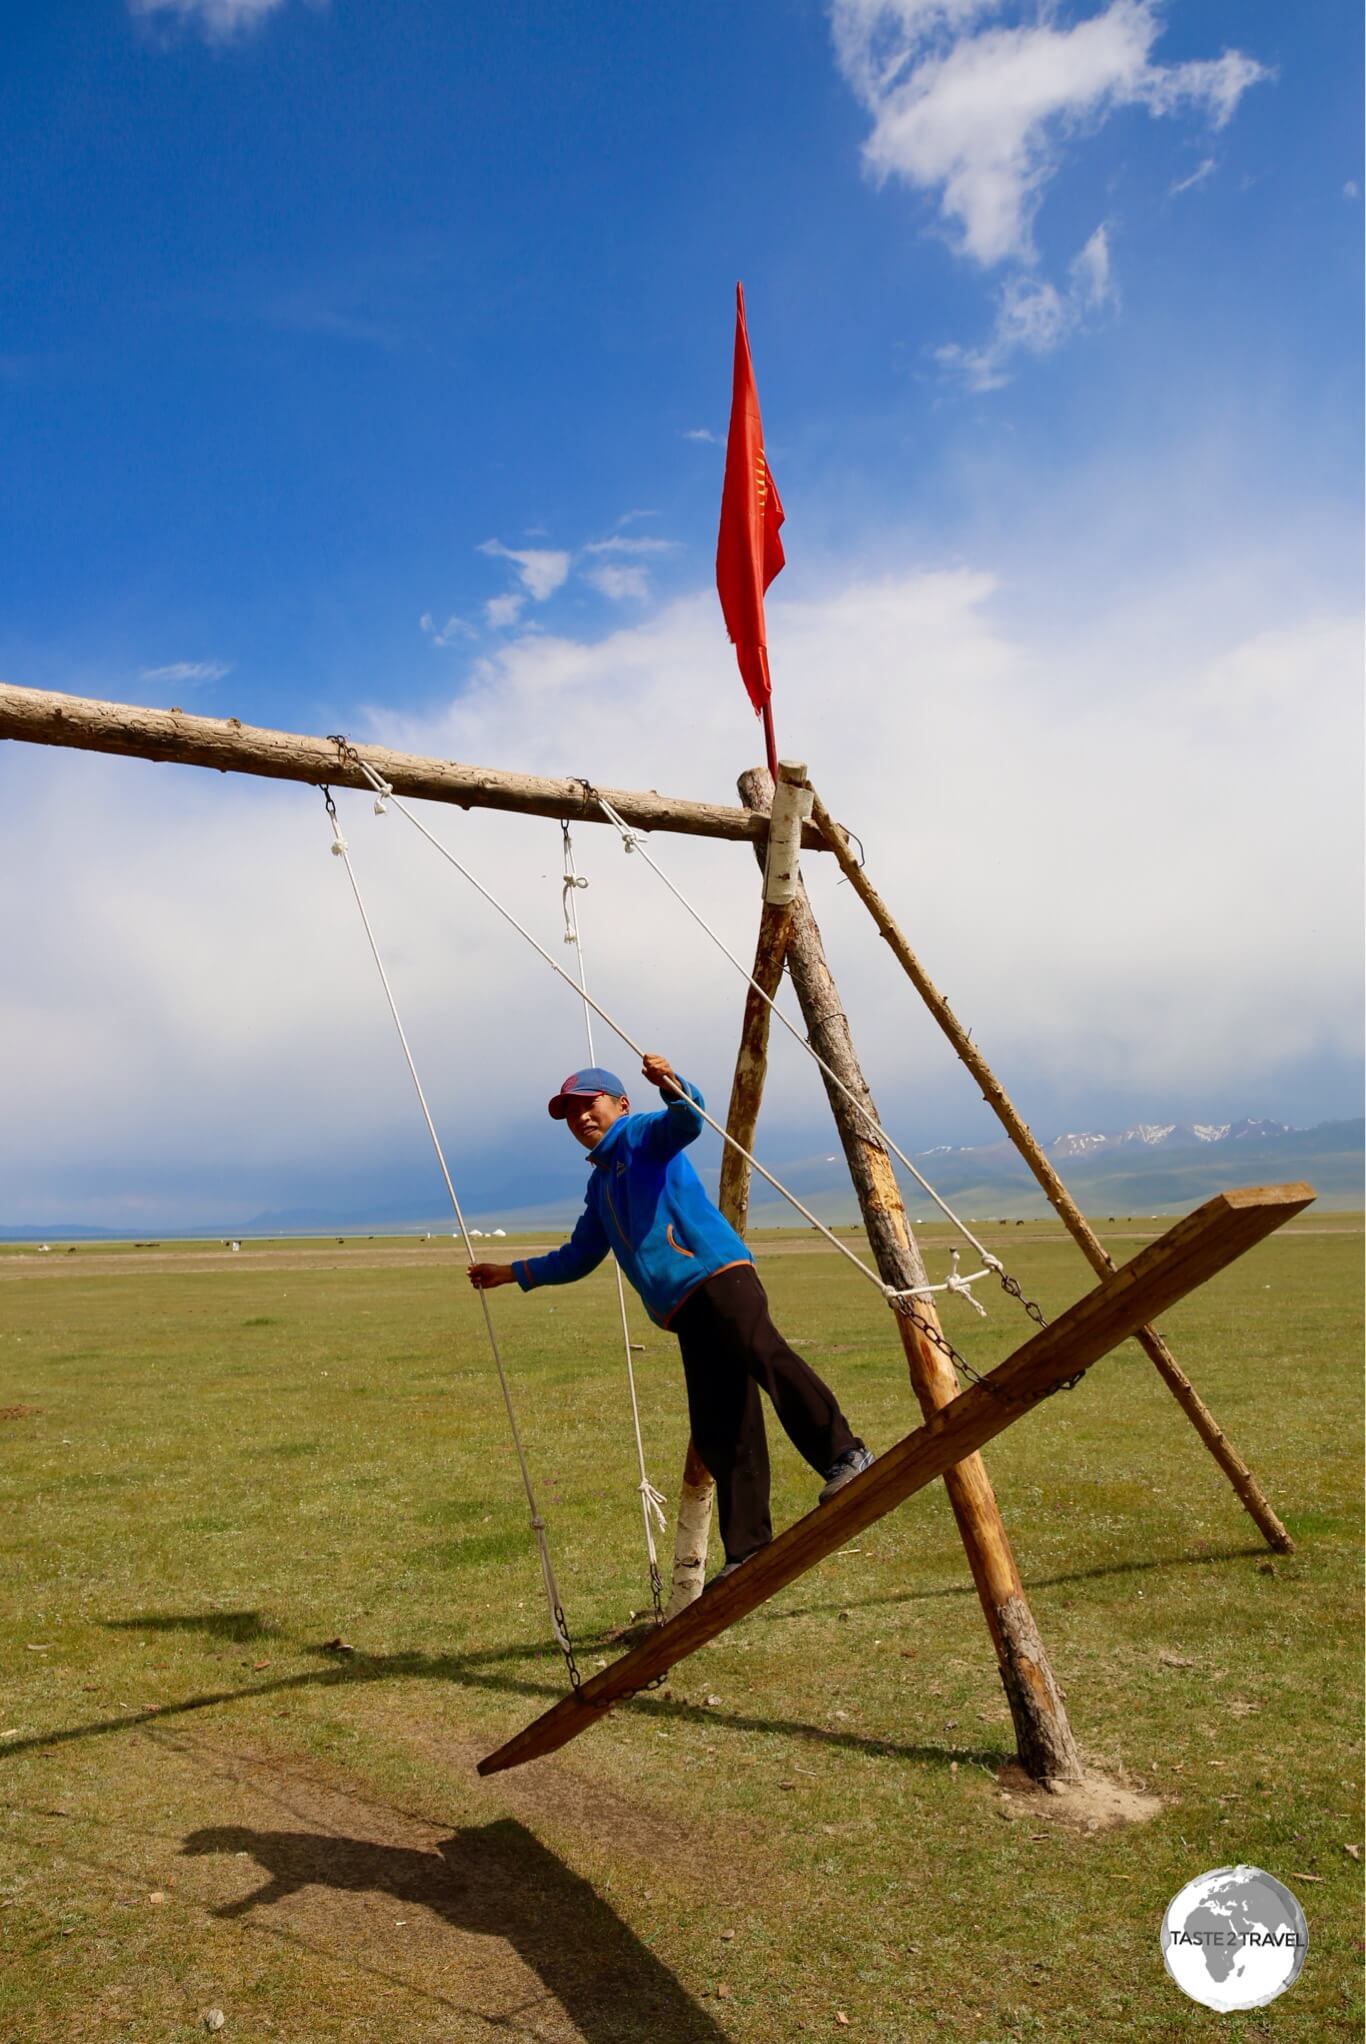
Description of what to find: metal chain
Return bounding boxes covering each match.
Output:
[328,732,369,784]
[552,1603,582,1692]
[997,1269,1050,1330]
[611,1671,669,1705]
[891,1292,1086,1408]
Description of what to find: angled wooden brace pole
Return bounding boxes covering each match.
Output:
[807,789,1294,1556]
[477,1184,1313,1776]
[759,781,1080,1784]
[665,760,810,1615]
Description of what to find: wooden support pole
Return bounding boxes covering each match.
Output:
[666,761,809,1617]
[807,789,1295,1556]
[665,1442,716,1617]
[0,682,832,849]
[716,760,809,1233]
[476,1183,1312,1776]
[763,799,1080,1783]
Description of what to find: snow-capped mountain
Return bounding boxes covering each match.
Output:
[1048,1118,1292,1160]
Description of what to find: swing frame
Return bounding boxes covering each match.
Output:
[0,679,1305,1782]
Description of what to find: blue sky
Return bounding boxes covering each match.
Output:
[2,0,1361,1229]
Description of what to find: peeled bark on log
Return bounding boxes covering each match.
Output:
[665,1442,717,1619]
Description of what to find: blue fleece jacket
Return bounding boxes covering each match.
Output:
[512,1075,752,1327]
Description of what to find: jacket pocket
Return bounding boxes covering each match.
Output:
[666,1223,695,1259]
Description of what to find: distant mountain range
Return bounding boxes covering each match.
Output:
[3,1117,1360,1239]
[935,1116,1298,1163]
[750,1116,1363,1225]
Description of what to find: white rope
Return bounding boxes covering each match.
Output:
[340,763,905,1304]
[560,823,669,1592]
[324,801,570,1653]
[591,790,1002,1302]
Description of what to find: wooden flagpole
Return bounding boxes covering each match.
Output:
[665,760,809,1615]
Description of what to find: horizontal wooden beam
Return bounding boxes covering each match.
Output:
[0,683,832,849]
[477,1183,1313,1776]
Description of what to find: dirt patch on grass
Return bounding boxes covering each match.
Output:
[0,1403,42,1419]
[422,1725,734,1875]
[996,1761,1164,1833]
[124,1726,734,2042]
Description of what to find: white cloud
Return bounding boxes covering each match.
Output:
[484,593,527,630]
[7,498,1357,1226]
[419,613,473,649]
[1345,181,1360,201]
[1169,156,1215,197]
[1070,221,1112,304]
[583,564,651,602]
[475,531,680,616]
[938,223,1114,387]
[5,542,1355,1228]
[128,0,301,39]
[683,427,722,444]
[582,536,680,557]
[477,539,571,603]
[832,0,1269,265]
[139,660,232,685]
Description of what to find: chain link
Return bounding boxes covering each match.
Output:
[997,1269,1048,1330]
[552,1604,583,1692]
[327,731,366,778]
[891,1288,1085,1408]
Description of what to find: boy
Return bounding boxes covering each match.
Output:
[467,1053,872,1577]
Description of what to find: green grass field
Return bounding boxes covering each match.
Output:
[2,1215,1362,2042]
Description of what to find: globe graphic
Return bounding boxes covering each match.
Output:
[1161,1865,1307,2012]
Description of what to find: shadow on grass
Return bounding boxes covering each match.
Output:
[755,1540,1269,1626]
[1,1633,997,1773]
[182,1815,729,2043]
[102,1610,277,1643]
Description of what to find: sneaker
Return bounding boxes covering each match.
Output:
[819,1444,874,1502]
[711,1549,763,1584]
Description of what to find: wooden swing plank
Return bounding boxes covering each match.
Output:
[476,1183,1312,1777]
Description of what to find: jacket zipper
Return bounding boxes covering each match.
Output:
[603,1179,633,1255]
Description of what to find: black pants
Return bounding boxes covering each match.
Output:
[672,1263,861,1562]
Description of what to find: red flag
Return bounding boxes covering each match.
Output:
[716,283,785,743]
